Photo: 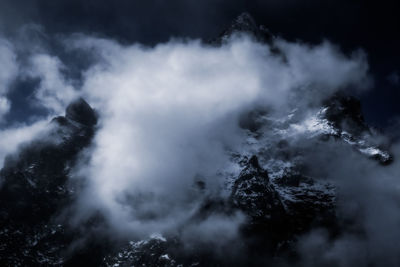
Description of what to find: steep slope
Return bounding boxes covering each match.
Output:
[0,98,98,266]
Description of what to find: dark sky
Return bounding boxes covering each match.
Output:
[0,0,399,127]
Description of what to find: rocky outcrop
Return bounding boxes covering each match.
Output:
[231,156,284,221]
[65,97,98,127]
[0,99,98,266]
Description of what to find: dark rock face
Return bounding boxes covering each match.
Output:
[230,156,289,257]
[0,99,98,266]
[321,94,393,164]
[103,236,176,267]
[276,172,336,234]
[323,93,368,135]
[232,156,284,221]
[65,97,98,126]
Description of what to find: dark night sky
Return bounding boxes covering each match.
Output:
[0,0,399,127]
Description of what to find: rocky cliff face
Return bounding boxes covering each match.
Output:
[0,98,100,266]
[0,13,394,267]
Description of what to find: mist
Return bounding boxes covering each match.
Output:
[57,34,370,245]
[2,23,399,266]
[294,140,400,267]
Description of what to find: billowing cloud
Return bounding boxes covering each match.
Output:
[0,27,387,263]
[54,34,371,243]
[0,2,399,264]
[0,119,49,169]
[25,53,79,114]
[0,34,75,171]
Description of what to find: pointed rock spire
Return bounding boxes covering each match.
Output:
[210,12,273,44]
[65,97,97,126]
[229,12,259,33]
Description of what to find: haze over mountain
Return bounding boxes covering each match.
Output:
[0,8,399,267]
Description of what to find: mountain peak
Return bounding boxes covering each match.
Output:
[210,12,273,45]
[65,97,97,126]
[232,12,258,32]
[322,93,366,134]
[248,155,261,169]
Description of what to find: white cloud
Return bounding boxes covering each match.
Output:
[275,39,371,102]
[25,54,78,115]
[61,35,371,240]
[0,119,49,169]
[0,97,10,118]
[0,30,375,249]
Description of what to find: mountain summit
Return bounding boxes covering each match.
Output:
[65,97,98,126]
[210,12,273,44]
[0,99,98,266]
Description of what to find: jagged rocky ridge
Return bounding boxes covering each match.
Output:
[0,13,394,266]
